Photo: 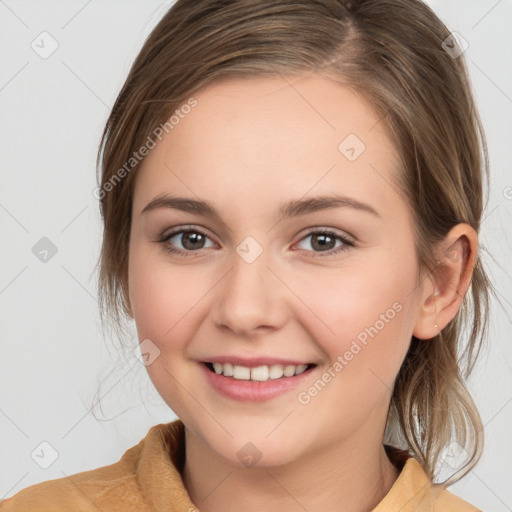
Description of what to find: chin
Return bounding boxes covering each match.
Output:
[202,428,307,469]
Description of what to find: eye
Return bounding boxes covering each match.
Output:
[159,226,216,257]
[158,226,354,258]
[294,229,354,257]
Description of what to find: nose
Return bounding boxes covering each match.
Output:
[210,242,289,339]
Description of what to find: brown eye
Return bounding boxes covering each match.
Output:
[309,233,337,251]
[180,231,207,250]
[295,229,353,257]
[160,227,216,256]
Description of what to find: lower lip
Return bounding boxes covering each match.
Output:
[200,363,315,402]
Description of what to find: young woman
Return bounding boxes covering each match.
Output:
[1,1,491,510]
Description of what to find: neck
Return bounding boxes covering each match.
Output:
[182,423,399,512]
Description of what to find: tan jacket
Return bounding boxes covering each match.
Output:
[0,419,481,511]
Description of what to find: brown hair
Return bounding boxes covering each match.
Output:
[95,0,491,483]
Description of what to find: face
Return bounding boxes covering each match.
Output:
[127,73,423,467]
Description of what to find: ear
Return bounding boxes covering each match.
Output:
[413,223,478,340]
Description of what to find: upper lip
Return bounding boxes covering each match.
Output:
[202,356,316,368]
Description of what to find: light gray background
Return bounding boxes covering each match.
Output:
[1,1,511,510]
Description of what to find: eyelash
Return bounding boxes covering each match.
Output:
[158,226,354,258]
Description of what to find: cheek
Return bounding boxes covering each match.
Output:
[303,255,418,388]
[128,247,205,347]
[127,250,208,414]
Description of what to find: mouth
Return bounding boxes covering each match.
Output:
[203,361,317,382]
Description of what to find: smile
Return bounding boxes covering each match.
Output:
[205,362,314,381]
[200,361,318,402]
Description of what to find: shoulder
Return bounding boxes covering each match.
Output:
[428,485,481,512]
[0,434,150,512]
[376,449,482,512]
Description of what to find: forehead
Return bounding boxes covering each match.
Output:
[132,73,402,216]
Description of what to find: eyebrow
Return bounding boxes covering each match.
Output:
[140,193,380,221]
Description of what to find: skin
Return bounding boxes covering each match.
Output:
[126,73,477,512]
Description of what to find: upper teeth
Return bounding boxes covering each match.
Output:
[211,363,309,381]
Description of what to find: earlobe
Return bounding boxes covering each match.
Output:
[413,223,478,340]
